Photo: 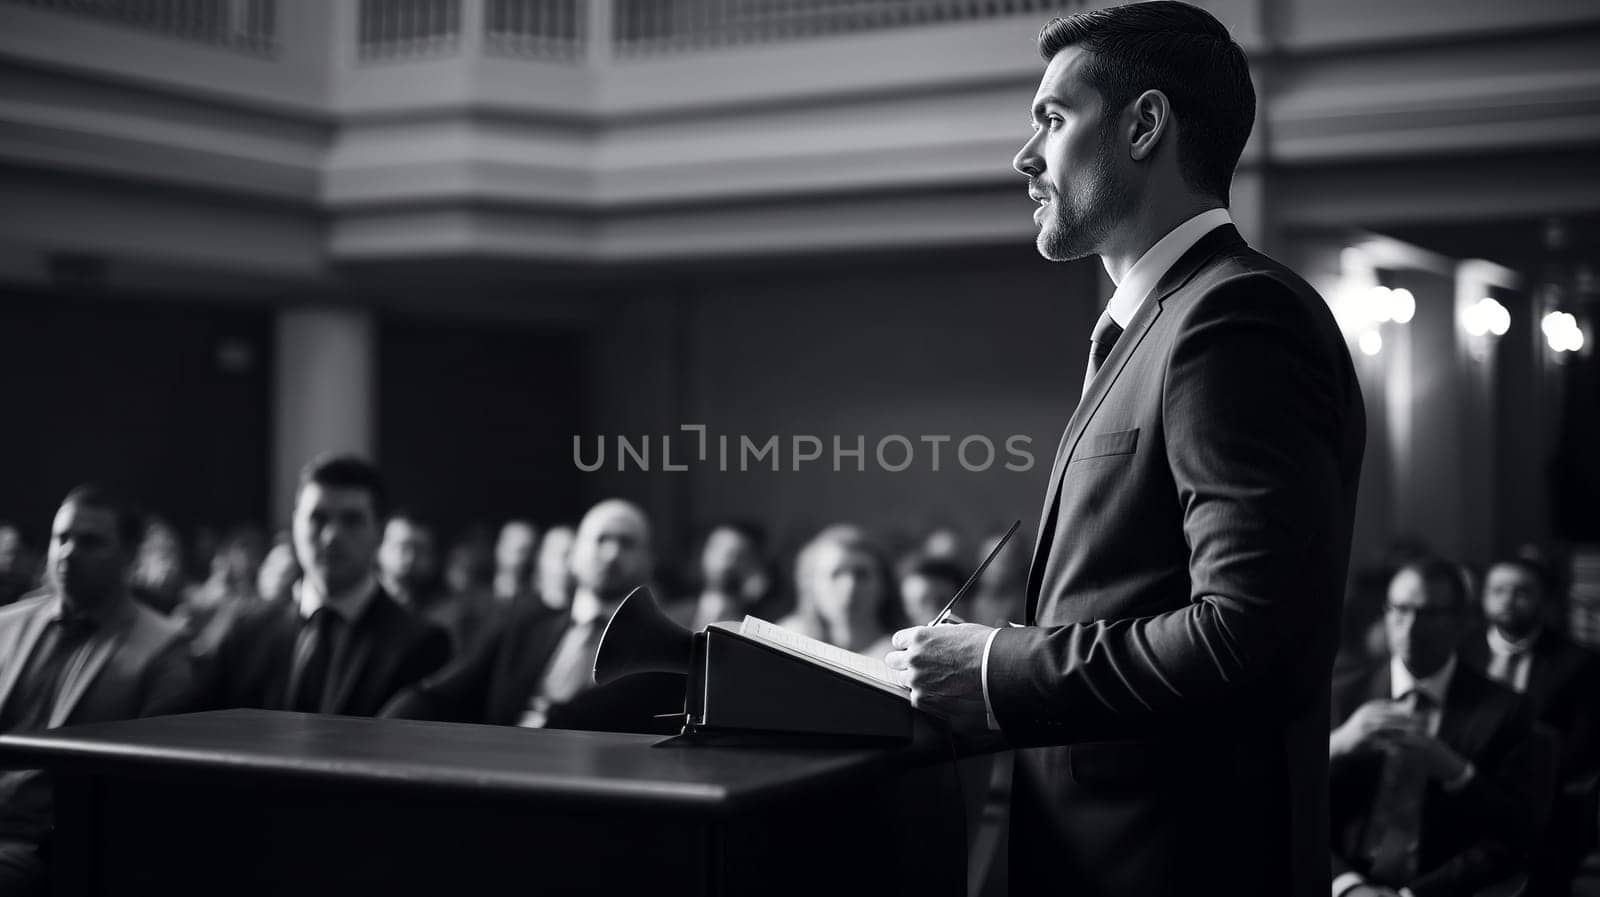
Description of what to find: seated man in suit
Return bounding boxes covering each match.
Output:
[379,511,494,655]
[0,486,199,895]
[205,454,449,716]
[1330,558,1536,897]
[1462,556,1600,779]
[1462,556,1600,894]
[383,499,682,735]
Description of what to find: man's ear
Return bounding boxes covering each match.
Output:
[1128,89,1171,162]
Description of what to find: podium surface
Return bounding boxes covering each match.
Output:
[0,709,962,895]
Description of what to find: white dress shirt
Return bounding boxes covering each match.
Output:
[1330,655,1474,897]
[1485,627,1536,694]
[979,207,1234,730]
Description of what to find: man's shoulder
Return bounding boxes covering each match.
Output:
[1180,243,1324,311]
[366,587,451,653]
[1453,663,1532,726]
[0,590,53,628]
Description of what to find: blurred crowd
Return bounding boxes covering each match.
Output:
[3,455,1599,897]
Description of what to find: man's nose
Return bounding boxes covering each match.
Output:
[1014,132,1043,178]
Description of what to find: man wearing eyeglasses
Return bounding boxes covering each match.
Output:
[1328,558,1536,897]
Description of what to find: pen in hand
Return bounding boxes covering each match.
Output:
[927,519,1021,627]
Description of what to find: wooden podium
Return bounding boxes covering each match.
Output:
[0,709,966,896]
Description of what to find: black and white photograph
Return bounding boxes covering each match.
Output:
[1,0,1597,894]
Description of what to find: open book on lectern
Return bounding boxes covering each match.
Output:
[727,617,909,698]
[684,616,914,740]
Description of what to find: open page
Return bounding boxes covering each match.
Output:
[737,616,909,699]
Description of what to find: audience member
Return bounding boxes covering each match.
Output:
[781,526,903,658]
[535,524,575,611]
[898,554,967,625]
[677,521,777,630]
[128,518,188,616]
[179,526,265,654]
[0,524,36,608]
[0,486,198,896]
[1330,558,1536,897]
[492,520,537,603]
[255,533,299,603]
[1462,556,1600,895]
[1463,556,1600,778]
[202,455,450,716]
[383,499,681,735]
[379,512,494,653]
[443,529,494,596]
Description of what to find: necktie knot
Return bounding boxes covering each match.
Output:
[1083,312,1125,396]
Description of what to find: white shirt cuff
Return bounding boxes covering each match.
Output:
[1399,888,1417,897]
[980,627,1002,731]
[1332,871,1366,897]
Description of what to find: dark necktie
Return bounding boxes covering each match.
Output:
[1083,311,1124,397]
[290,607,339,713]
[1364,688,1436,885]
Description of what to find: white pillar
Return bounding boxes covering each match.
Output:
[272,307,377,526]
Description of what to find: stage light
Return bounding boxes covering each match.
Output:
[1358,329,1383,356]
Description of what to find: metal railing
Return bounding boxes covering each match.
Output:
[484,0,583,61]
[611,0,1072,57]
[358,0,461,61]
[3,0,277,54]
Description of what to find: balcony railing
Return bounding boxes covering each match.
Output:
[3,0,277,54]
[358,0,461,61]
[611,0,1072,57]
[485,0,583,61]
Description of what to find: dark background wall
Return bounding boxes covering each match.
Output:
[0,288,272,544]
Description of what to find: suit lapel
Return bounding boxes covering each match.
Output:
[0,600,55,714]
[1022,225,1246,621]
[328,592,393,714]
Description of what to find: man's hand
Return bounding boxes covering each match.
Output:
[884,623,993,731]
[1382,730,1470,783]
[1330,699,1415,758]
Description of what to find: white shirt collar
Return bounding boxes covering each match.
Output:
[1391,653,1458,706]
[1104,208,1233,329]
[297,574,379,625]
[1487,626,1539,656]
[570,587,627,627]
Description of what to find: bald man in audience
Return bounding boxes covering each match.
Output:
[383,500,683,734]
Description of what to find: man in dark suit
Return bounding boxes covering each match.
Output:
[1461,556,1600,894]
[206,455,449,716]
[382,499,682,735]
[1330,559,1535,897]
[0,486,199,895]
[1461,557,1600,779]
[886,5,1365,896]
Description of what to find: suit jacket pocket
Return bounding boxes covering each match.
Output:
[1071,427,1139,463]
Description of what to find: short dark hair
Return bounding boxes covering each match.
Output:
[1038,0,1255,201]
[298,454,387,520]
[60,483,145,550]
[1395,557,1471,612]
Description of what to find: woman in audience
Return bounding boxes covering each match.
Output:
[781,525,903,658]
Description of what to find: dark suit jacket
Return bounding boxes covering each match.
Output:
[0,591,199,838]
[381,595,684,735]
[1330,662,1535,897]
[205,588,449,717]
[986,224,1366,897]
[1460,627,1600,780]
